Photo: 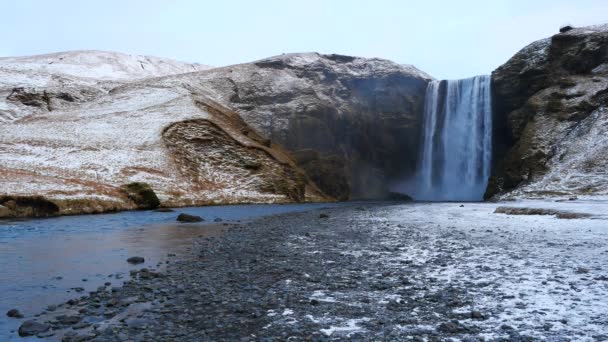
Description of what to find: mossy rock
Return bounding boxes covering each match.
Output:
[122,182,160,209]
[0,195,60,217]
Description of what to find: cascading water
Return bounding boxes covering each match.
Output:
[412,75,492,201]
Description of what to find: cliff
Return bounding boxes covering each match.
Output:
[487,24,608,199]
[0,51,430,217]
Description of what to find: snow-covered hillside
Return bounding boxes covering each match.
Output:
[0,50,211,84]
[0,50,331,216]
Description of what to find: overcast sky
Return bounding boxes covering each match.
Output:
[1,0,607,79]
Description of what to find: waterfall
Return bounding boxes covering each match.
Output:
[412,75,492,201]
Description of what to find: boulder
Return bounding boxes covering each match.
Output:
[121,182,160,209]
[127,256,145,264]
[176,213,204,222]
[559,25,574,33]
[18,320,50,337]
[6,308,23,318]
[0,196,59,217]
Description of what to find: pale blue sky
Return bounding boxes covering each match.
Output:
[1,0,607,79]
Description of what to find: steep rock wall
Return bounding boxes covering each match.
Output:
[487,24,608,198]
[165,53,432,199]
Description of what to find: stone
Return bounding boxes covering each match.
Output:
[121,182,160,209]
[6,308,23,318]
[18,320,50,337]
[127,256,145,264]
[470,310,484,320]
[319,213,329,219]
[176,213,204,222]
[57,314,82,325]
[438,320,466,333]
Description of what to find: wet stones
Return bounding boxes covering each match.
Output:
[72,321,91,330]
[127,256,145,264]
[470,310,485,320]
[18,320,51,337]
[56,314,82,325]
[176,213,204,222]
[6,308,23,318]
[437,320,468,333]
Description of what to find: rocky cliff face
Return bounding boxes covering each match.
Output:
[156,53,432,199]
[487,24,608,199]
[0,50,429,217]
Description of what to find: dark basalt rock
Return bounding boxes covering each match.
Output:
[18,320,50,337]
[127,256,145,264]
[6,308,23,318]
[176,213,204,222]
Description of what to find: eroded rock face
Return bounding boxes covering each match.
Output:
[163,118,308,202]
[172,53,432,199]
[0,50,428,213]
[488,24,608,199]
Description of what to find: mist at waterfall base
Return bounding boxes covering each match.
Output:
[395,75,492,202]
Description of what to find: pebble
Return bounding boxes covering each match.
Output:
[127,256,145,264]
[6,308,23,318]
[176,213,204,222]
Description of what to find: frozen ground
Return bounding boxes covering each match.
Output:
[13,200,608,341]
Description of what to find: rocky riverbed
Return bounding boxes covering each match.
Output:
[7,201,608,341]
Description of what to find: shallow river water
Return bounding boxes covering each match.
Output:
[0,202,345,340]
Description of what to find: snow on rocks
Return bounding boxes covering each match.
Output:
[0,51,334,213]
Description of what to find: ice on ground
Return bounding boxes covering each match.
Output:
[320,318,370,336]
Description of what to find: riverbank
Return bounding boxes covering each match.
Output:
[0,202,347,340]
[0,193,337,220]
[6,200,608,340]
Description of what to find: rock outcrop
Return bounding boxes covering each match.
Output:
[0,50,429,215]
[487,24,608,199]
[157,53,432,199]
